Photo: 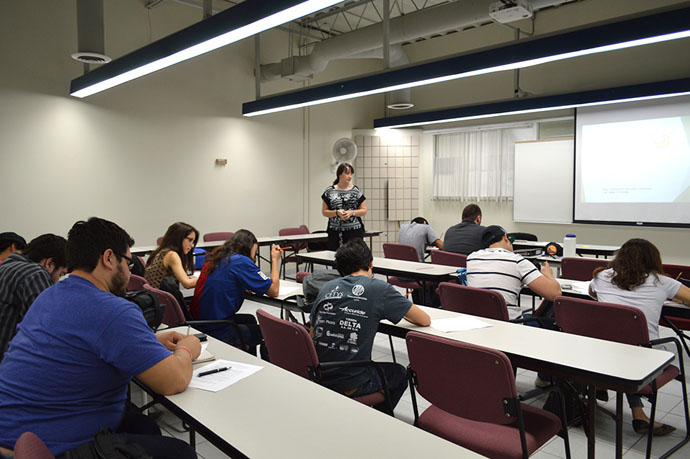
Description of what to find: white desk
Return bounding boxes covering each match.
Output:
[297,251,458,282]
[378,306,675,458]
[512,240,620,258]
[136,329,477,458]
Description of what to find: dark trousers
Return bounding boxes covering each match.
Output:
[327,228,365,251]
[349,362,408,412]
[206,313,268,359]
[58,409,196,459]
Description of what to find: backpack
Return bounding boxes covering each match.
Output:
[64,428,152,459]
[301,270,341,312]
[125,289,163,331]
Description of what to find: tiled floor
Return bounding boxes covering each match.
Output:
[137,269,690,458]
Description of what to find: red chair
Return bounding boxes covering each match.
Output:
[127,273,149,291]
[438,282,509,321]
[278,226,310,279]
[382,242,423,298]
[554,296,690,458]
[203,232,233,242]
[662,264,690,280]
[560,257,609,281]
[156,236,163,245]
[430,250,467,267]
[14,432,54,459]
[256,309,394,415]
[405,331,571,458]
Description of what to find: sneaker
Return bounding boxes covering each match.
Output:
[535,375,552,388]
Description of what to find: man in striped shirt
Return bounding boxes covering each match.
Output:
[466,225,561,320]
[0,234,67,360]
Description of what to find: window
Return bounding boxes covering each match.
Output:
[432,125,537,201]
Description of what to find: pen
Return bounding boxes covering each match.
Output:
[198,367,230,377]
[186,325,190,335]
[676,272,683,280]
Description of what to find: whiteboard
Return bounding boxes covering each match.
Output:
[513,138,573,223]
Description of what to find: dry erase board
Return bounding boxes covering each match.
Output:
[513,138,573,223]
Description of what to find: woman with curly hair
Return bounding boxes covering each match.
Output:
[590,238,690,436]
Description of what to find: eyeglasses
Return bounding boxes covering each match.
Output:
[118,253,135,271]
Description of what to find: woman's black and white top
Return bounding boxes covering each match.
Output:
[321,185,366,232]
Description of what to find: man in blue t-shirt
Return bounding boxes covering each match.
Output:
[0,218,200,458]
[310,239,430,412]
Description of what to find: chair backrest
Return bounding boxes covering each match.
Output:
[146,286,186,327]
[257,309,319,380]
[156,236,163,245]
[203,232,234,242]
[382,242,419,262]
[127,273,148,291]
[438,282,509,321]
[554,296,649,345]
[406,331,518,424]
[560,257,609,281]
[295,271,310,284]
[430,250,467,267]
[14,432,55,459]
[279,226,310,251]
[662,264,690,280]
[507,232,538,241]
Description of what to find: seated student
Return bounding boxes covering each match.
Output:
[398,216,443,262]
[310,239,431,411]
[590,238,690,436]
[0,232,26,262]
[193,230,281,357]
[443,204,485,255]
[0,217,200,458]
[466,225,561,320]
[145,221,199,289]
[0,234,68,361]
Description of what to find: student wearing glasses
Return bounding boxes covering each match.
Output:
[145,222,199,289]
[321,163,367,251]
[0,217,199,458]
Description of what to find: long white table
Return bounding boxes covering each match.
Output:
[378,305,675,458]
[512,240,620,258]
[135,328,477,458]
[297,250,458,282]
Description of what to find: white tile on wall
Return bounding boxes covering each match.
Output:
[364,136,372,147]
[411,146,419,157]
[403,168,411,179]
[364,157,372,168]
[355,135,364,146]
[411,135,419,146]
[371,146,379,157]
[372,136,380,146]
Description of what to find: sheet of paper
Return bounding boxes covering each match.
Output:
[431,316,492,333]
[193,342,215,364]
[278,285,302,298]
[188,359,263,392]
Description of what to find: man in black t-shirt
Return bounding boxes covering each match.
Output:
[443,203,485,255]
[310,239,430,411]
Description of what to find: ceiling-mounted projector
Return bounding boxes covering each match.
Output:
[489,0,533,23]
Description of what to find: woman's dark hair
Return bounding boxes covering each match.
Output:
[67,218,134,272]
[147,222,198,273]
[335,238,372,276]
[205,229,258,275]
[332,163,354,186]
[593,238,664,291]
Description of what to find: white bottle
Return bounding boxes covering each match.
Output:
[563,233,577,258]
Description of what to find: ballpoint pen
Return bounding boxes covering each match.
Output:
[198,367,230,377]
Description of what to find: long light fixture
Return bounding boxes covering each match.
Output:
[242,6,690,117]
[371,78,690,128]
[70,0,343,98]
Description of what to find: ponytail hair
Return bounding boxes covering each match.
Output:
[333,163,354,186]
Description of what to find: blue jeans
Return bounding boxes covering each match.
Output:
[349,362,408,412]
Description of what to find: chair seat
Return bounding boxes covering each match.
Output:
[637,364,680,395]
[665,316,690,331]
[418,403,562,459]
[388,277,421,290]
[353,390,386,407]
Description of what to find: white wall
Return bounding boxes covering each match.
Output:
[0,0,382,245]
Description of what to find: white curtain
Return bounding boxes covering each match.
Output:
[433,125,536,201]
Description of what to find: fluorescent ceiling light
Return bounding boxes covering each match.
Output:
[70,0,342,98]
[242,6,690,117]
[372,78,690,128]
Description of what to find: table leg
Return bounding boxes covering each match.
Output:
[615,392,623,459]
[587,385,597,458]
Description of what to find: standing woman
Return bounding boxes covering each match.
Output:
[322,163,367,251]
[145,222,199,289]
[589,238,690,436]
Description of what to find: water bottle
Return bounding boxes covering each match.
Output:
[563,233,577,258]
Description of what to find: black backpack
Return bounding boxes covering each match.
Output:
[125,290,164,331]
